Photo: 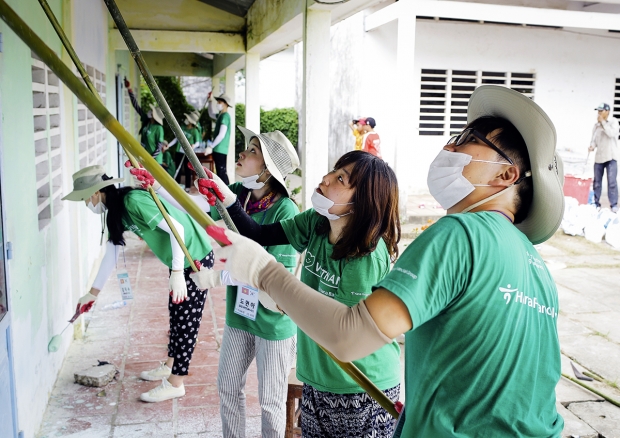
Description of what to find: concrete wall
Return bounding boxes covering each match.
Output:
[322,13,620,192]
[0,0,136,435]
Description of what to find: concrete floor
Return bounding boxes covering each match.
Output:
[37,194,620,437]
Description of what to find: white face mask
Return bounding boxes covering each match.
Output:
[311,190,353,221]
[217,104,224,112]
[241,168,271,190]
[147,110,153,119]
[87,197,107,214]
[427,149,512,210]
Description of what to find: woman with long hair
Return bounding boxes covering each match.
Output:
[196,151,402,437]
[62,165,216,403]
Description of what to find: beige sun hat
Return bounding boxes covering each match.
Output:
[61,165,123,201]
[467,85,564,245]
[184,112,199,126]
[216,94,233,108]
[237,126,300,193]
[149,103,165,125]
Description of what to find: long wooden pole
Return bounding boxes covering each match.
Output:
[0,0,218,236]
[102,0,238,234]
[37,0,198,272]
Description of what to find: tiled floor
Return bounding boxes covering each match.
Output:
[37,236,262,437]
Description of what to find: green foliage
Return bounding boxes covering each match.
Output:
[232,104,299,160]
[260,107,298,148]
[139,78,155,109]
[154,77,195,143]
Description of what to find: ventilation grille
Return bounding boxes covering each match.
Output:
[419,69,535,136]
[77,65,107,169]
[32,53,63,230]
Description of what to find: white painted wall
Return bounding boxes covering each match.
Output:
[73,0,108,74]
[259,48,296,110]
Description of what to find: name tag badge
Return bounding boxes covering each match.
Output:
[234,285,259,321]
[117,270,134,300]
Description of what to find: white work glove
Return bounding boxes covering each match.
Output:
[77,292,97,314]
[204,146,213,156]
[194,168,236,208]
[207,140,213,148]
[169,271,188,304]
[189,268,222,290]
[214,229,275,288]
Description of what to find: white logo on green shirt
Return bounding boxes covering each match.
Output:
[499,284,557,318]
[304,251,341,289]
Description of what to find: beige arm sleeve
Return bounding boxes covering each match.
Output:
[257,261,393,362]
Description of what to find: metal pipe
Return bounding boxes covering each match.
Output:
[102,0,238,233]
[38,0,198,271]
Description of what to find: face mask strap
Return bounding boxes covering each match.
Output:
[461,185,512,214]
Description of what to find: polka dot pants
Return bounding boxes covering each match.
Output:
[167,251,214,376]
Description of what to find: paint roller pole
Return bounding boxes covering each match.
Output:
[0,0,218,234]
[38,0,198,273]
[102,0,239,234]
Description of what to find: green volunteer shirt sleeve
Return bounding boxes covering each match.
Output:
[156,124,164,144]
[375,216,471,329]
[124,190,163,230]
[339,250,390,305]
[280,208,316,253]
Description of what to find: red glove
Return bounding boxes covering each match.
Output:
[125,160,155,189]
[124,77,131,90]
[195,179,225,206]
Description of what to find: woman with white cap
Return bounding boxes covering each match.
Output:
[207,86,566,437]
[62,165,217,403]
[136,127,301,437]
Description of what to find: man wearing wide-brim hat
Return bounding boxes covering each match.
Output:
[207,85,566,437]
[207,93,233,185]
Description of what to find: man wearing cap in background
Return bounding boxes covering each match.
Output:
[589,103,619,212]
[347,118,366,151]
[361,117,382,158]
[213,85,565,436]
[207,93,233,185]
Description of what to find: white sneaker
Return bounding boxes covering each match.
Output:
[140,362,172,381]
[140,378,185,402]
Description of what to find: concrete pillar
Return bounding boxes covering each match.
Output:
[225,67,236,181]
[395,5,416,199]
[245,52,260,132]
[212,76,221,97]
[300,5,331,210]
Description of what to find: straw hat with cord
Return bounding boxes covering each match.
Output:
[467,85,564,245]
[184,112,199,126]
[237,126,300,195]
[61,165,123,201]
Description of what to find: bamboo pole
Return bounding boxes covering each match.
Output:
[102,0,238,234]
[0,0,401,419]
[0,0,219,237]
[38,0,198,272]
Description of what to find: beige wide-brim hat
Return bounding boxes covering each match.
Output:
[184,112,199,125]
[61,165,123,201]
[149,103,165,125]
[216,94,233,108]
[237,126,300,193]
[468,85,565,245]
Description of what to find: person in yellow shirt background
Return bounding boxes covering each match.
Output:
[348,117,366,151]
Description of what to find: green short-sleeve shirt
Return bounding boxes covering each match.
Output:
[122,190,212,268]
[280,209,401,394]
[213,112,231,155]
[140,123,165,164]
[212,183,299,340]
[377,212,563,437]
[180,126,201,155]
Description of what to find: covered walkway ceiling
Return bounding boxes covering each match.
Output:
[111,0,386,77]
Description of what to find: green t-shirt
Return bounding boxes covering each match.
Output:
[213,111,231,155]
[180,126,201,155]
[211,183,299,340]
[140,122,164,164]
[281,209,401,394]
[377,212,563,438]
[122,190,212,269]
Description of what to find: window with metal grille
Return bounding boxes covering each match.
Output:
[77,65,107,168]
[613,78,620,139]
[32,53,63,230]
[419,69,535,136]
